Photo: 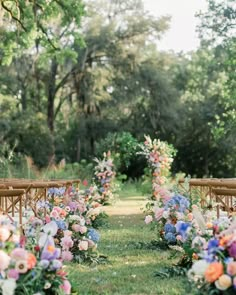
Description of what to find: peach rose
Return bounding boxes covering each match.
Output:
[27,253,37,269]
[205,262,223,283]
[215,274,232,290]
[79,240,88,251]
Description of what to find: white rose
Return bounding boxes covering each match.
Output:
[0,279,16,295]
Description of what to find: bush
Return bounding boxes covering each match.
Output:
[95,132,144,177]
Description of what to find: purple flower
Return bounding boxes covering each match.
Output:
[50,259,62,270]
[175,221,190,240]
[229,241,236,258]
[68,201,78,212]
[41,241,61,261]
[39,259,50,269]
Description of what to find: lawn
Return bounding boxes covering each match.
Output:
[67,186,189,294]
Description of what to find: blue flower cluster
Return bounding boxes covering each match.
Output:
[56,220,67,231]
[87,228,100,243]
[164,223,176,244]
[164,194,190,213]
[175,221,190,240]
[48,187,66,196]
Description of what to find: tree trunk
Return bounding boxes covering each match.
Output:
[47,58,58,133]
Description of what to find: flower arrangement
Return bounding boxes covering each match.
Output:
[94,151,116,206]
[188,220,236,294]
[31,184,104,264]
[0,216,72,295]
[138,135,175,204]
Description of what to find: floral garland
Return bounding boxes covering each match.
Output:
[29,184,104,264]
[0,216,71,295]
[93,151,116,206]
[188,217,236,294]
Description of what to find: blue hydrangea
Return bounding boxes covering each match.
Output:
[208,238,219,255]
[175,221,190,240]
[164,223,176,234]
[87,228,100,243]
[164,232,176,244]
[56,220,67,231]
[164,194,190,212]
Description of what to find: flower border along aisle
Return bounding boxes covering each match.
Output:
[0,216,71,295]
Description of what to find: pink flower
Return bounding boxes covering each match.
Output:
[79,226,87,234]
[50,210,59,218]
[61,236,74,250]
[79,240,89,251]
[82,179,88,186]
[61,250,73,262]
[145,215,153,224]
[176,235,182,241]
[0,228,10,242]
[0,250,11,270]
[227,262,236,276]
[64,230,72,237]
[60,280,71,295]
[8,269,19,280]
[72,224,80,232]
[187,213,193,221]
[11,248,28,260]
[154,208,164,221]
[45,215,51,223]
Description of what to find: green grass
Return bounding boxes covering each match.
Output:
[67,190,189,295]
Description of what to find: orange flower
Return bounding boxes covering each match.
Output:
[27,253,37,269]
[206,222,213,229]
[205,262,223,283]
[219,234,233,247]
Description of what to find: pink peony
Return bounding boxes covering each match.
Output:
[61,250,73,262]
[78,226,87,234]
[72,224,80,232]
[8,269,19,280]
[79,240,89,251]
[154,208,164,221]
[61,236,74,250]
[60,280,71,295]
[0,250,11,270]
[64,230,72,237]
[145,215,153,224]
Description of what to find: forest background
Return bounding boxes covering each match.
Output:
[0,0,235,179]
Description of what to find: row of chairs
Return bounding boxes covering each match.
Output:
[0,178,80,226]
[178,178,236,217]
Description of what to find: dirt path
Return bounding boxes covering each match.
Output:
[105,195,147,216]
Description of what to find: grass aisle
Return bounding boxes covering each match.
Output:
[68,187,188,294]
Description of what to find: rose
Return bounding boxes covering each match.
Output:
[144,215,153,224]
[227,262,236,276]
[205,262,223,283]
[79,240,89,251]
[215,275,232,291]
[27,253,37,269]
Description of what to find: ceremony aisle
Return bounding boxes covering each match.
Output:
[68,186,188,294]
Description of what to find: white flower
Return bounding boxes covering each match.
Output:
[0,279,16,295]
[188,260,209,280]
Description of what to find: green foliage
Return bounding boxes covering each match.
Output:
[95,132,140,175]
